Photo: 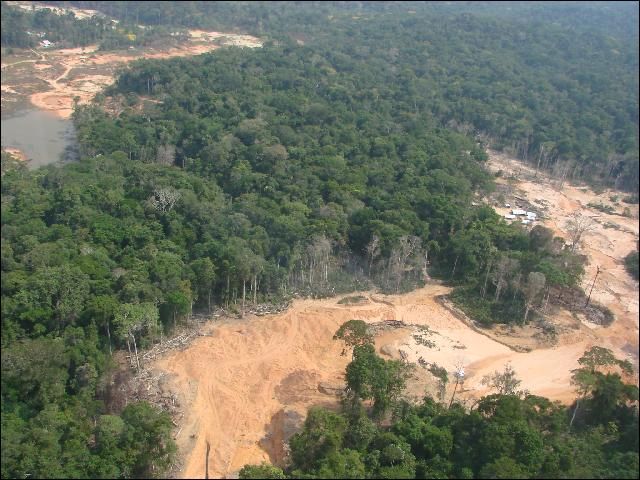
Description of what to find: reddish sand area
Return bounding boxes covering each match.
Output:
[2,146,29,162]
[155,284,619,478]
[149,151,638,479]
[5,1,102,19]
[2,33,261,119]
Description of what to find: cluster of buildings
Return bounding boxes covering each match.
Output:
[25,31,54,47]
[26,32,54,47]
[503,204,537,225]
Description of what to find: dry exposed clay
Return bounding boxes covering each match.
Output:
[143,282,615,478]
[2,31,262,119]
[136,151,639,479]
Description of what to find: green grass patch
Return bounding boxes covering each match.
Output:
[338,295,368,305]
[450,285,526,326]
[587,202,615,214]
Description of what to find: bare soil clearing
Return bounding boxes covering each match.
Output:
[147,151,638,479]
[2,32,261,119]
[154,284,605,478]
[5,1,102,19]
[486,150,639,364]
[2,146,28,161]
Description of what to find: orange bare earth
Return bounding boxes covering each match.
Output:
[2,146,29,161]
[2,33,261,119]
[150,151,638,479]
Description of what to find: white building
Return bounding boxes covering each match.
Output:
[512,209,527,216]
[504,214,516,220]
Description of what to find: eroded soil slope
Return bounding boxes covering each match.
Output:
[155,283,612,478]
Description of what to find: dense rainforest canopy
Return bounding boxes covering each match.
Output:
[60,0,639,192]
[1,1,638,478]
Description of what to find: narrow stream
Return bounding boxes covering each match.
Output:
[1,108,78,169]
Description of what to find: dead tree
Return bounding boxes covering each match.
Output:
[448,363,466,408]
[565,212,595,253]
[390,235,422,292]
[305,235,332,288]
[492,257,519,303]
[365,234,381,276]
[156,144,176,166]
[150,187,181,213]
[523,271,546,324]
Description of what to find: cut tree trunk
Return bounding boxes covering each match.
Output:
[106,320,112,356]
[131,333,141,371]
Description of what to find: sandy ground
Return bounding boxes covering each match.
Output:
[5,1,103,19]
[486,150,639,363]
[155,285,607,479]
[2,146,29,162]
[149,151,638,479]
[2,31,261,119]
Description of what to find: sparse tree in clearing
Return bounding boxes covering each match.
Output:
[114,302,159,371]
[333,319,374,357]
[523,271,545,324]
[249,253,265,305]
[481,362,528,396]
[565,212,596,253]
[577,345,633,375]
[150,187,181,213]
[448,361,466,408]
[305,235,332,288]
[155,143,176,165]
[365,234,381,276]
[428,363,449,402]
[345,343,413,419]
[570,346,635,429]
[390,235,422,292]
[492,256,519,303]
[190,257,216,312]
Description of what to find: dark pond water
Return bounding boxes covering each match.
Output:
[1,108,78,169]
